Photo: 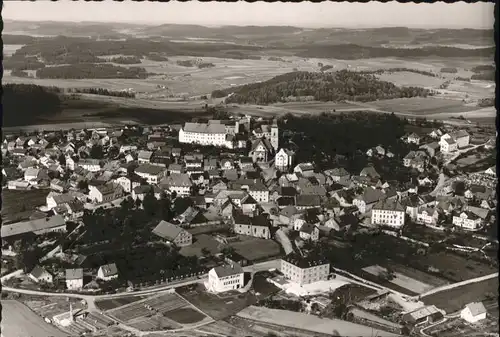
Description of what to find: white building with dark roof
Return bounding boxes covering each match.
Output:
[97,263,119,281]
[66,268,84,290]
[371,198,406,228]
[206,261,244,293]
[461,302,487,323]
[135,164,166,184]
[179,122,228,147]
[280,254,330,286]
[29,266,53,284]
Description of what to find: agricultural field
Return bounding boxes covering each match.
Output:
[1,300,69,337]
[227,235,282,262]
[106,291,209,331]
[95,295,147,311]
[199,319,266,337]
[421,277,499,313]
[369,97,478,115]
[387,263,449,288]
[176,283,257,320]
[362,265,435,294]
[19,295,86,321]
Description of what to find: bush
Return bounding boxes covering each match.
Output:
[440,67,458,73]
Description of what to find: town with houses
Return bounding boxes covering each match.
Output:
[1,112,498,337]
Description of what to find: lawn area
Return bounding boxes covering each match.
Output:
[176,284,257,320]
[387,263,449,288]
[421,277,499,313]
[418,252,498,282]
[1,189,50,221]
[228,236,281,262]
[251,272,281,300]
[370,97,476,115]
[179,234,222,258]
[95,296,146,311]
[1,300,68,337]
[363,265,434,294]
[162,307,207,324]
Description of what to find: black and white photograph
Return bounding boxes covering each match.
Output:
[1,1,497,337]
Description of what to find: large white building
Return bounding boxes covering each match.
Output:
[135,164,166,184]
[452,211,483,231]
[280,255,330,286]
[371,198,406,228]
[274,148,295,171]
[179,122,228,147]
[206,262,245,293]
[440,130,470,153]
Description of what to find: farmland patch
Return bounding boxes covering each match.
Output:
[362,265,434,294]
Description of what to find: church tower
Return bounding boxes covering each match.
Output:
[271,119,279,151]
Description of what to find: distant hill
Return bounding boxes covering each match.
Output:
[213,70,432,105]
[4,20,493,48]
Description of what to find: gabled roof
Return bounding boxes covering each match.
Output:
[251,214,271,227]
[295,195,321,207]
[300,223,316,234]
[251,138,273,152]
[360,166,380,179]
[233,211,252,225]
[66,268,83,280]
[2,215,66,238]
[135,164,165,176]
[213,262,244,278]
[184,122,226,134]
[373,198,405,212]
[356,188,384,204]
[152,220,183,241]
[30,265,51,279]
[464,302,487,316]
[99,263,118,277]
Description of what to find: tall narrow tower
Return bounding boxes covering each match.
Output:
[271,119,279,151]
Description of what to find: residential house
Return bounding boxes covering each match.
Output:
[299,223,320,241]
[132,185,162,201]
[371,198,406,228]
[416,207,439,226]
[461,302,487,323]
[249,138,273,163]
[274,148,295,171]
[353,188,385,214]
[419,142,440,157]
[403,306,444,325]
[359,166,380,179]
[89,183,123,203]
[400,194,422,220]
[403,151,428,172]
[79,159,101,172]
[294,163,315,177]
[452,211,483,231]
[29,266,53,284]
[240,194,258,215]
[168,163,183,175]
[152,220,192,247]
[248,182,269,203]
[204,158,218,171]
[280,254,330,286]
[406,133,421,145]
[97,263,119,281]
[135,164,166,184]
[484,166,496,177]
[206,262,245,293]
[295,195,321,210]
[440,137,458,153]
[428,129,444,139]
[233,212,271,239]
[66,268,84,290]
[325,167,350,183]
[160,173,192,197]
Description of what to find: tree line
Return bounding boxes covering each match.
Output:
[214,70,432,105]
[68,87,136,98]
[358,68,438,77]
[110,56,142,64]
[36,63,150,79]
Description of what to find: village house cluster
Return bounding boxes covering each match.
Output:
[1,115,496,295]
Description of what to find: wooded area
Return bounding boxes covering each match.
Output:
[216,70,432,104]
[36,63,150,79]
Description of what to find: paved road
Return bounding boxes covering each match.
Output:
[415,272,499,299]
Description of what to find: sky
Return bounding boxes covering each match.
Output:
[3,1,495,29]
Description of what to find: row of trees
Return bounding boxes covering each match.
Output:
[36,63,150,79]
[67,87,136,98]
[216,70,432,105]
[295,44,494,60]
[109,56,142,64]
[358,67,437,78]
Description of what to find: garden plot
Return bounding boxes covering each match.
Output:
[362,265,434,294]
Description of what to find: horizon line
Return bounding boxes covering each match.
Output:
[4,19,493,30]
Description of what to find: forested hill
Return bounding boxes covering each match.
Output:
[3,84,63,126]
[213,70,432,105]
